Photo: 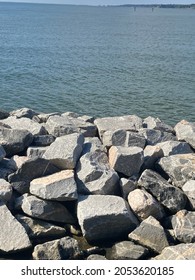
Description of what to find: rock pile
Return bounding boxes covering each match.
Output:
[0,107,195,260]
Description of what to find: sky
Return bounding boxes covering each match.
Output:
[0,0,194,5]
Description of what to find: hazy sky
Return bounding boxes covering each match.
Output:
[0,0,193,5]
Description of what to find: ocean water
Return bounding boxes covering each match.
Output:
[0,3,194,125]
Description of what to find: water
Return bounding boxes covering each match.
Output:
[0,3,194,125]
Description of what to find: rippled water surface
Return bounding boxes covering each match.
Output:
[0,3,194,125]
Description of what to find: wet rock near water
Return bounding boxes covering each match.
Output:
[0,108,194,260]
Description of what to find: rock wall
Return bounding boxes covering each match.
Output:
[0,107,195,260]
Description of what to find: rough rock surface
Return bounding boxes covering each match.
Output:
[139,128,176,146]
[154,243,195,260]
[27,146,47,158]
[143,116,174,133]
[171,210,195,243]
[30,170,78,201]
[143,145,163,169]
[77,195,139,242]
[43,133,84,169]
[174,120,195,149]
[106,241,149,260]
[128,189,165,221]
[182,180,195,209]
[87,254,107,260]
[10,107,38,119]
[0,179,12,203]
[0,127,33,157]
[109,146,144,177]
[119,178,137,199]
[16,194,75,224]
[16,214,66,239]
[32,135,56,147]
[157,140,193,156]
[32,236,80,260]
[0,201,31,253]
[128,216,169,253]
[157,153,195,188]
[94,115,143,139]
[138,169,186,213]
[0,145,6,161]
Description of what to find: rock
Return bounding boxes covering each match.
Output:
[102,130,146,149]
[157,141,193,156]
[46,115,97,137]
[30,170,78,201]
[109,146,144,177]
[87,254,107,260]
[0,179,12,203]
[0,201,31,253]
[128,189,165,221]
[156,153,195,188]
[94,115,143,139]
[174,120,195,149]
[36,112,60,123]
[182,180,195,209]
[139,128,176,146]
[154,243,195,260]
[0,126,33,157]
[62,112,80,118]
[1,116,47,136]
[0,164,14,180]
[16,193,75,224]
[78,115,95,123]
[32,135,56,146]
[0,109,9,120]
[0,145,6,161]
[10,155,29,169]
[27,146,47,158]
[138,169,186,213]
[128,216,169,254]
[106,241,149,260]
[143,145,163,169]
[143,116,174,133]
[15,214,66,239]
[32,236,80,260]
[82,137,106,155]
[10,107,38,119]
[76,151,119,195]
[171,210,195,243]
[77,195,139,242]
[119,178,137,200]
[8,157,59,194]
[43,133,84,169]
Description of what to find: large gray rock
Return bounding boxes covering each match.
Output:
[10,107,38,119]
[0,127,33,157]
[143,145,163,169]
[0,201,31,253]
[138,169,186,213]
[27,146,47,158]
[154,243,195,260]
[102,130,146,149]
[8,157,59,194]
[109,146,144,177]
[43,133,84,169]
[76,151,119,195]
[95,115,143,139]
[157,153,195,188]
[1,116,47,136]
[16,214,66,239]
[171,210,195,243]
[106,241,149,260]
[128,189,165,221]
[0,179,12,203]
[119,178,137,200]
[157,141,193,156]
[0,145,6,161]
[182,180,195,209]
[143,116,174,133]
[174,120,195,149]
[77,195,139,242]
[32,135,56,147]
[30,170,78,201]
[128,216,169,254]
[82,137,106,155]
[45,115,97,137]
[139,128,176,146]
[37,112,60,123]
[16,193,75,224]
[32,236,80,260]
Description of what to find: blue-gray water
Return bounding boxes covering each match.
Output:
[0,3,195,125]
